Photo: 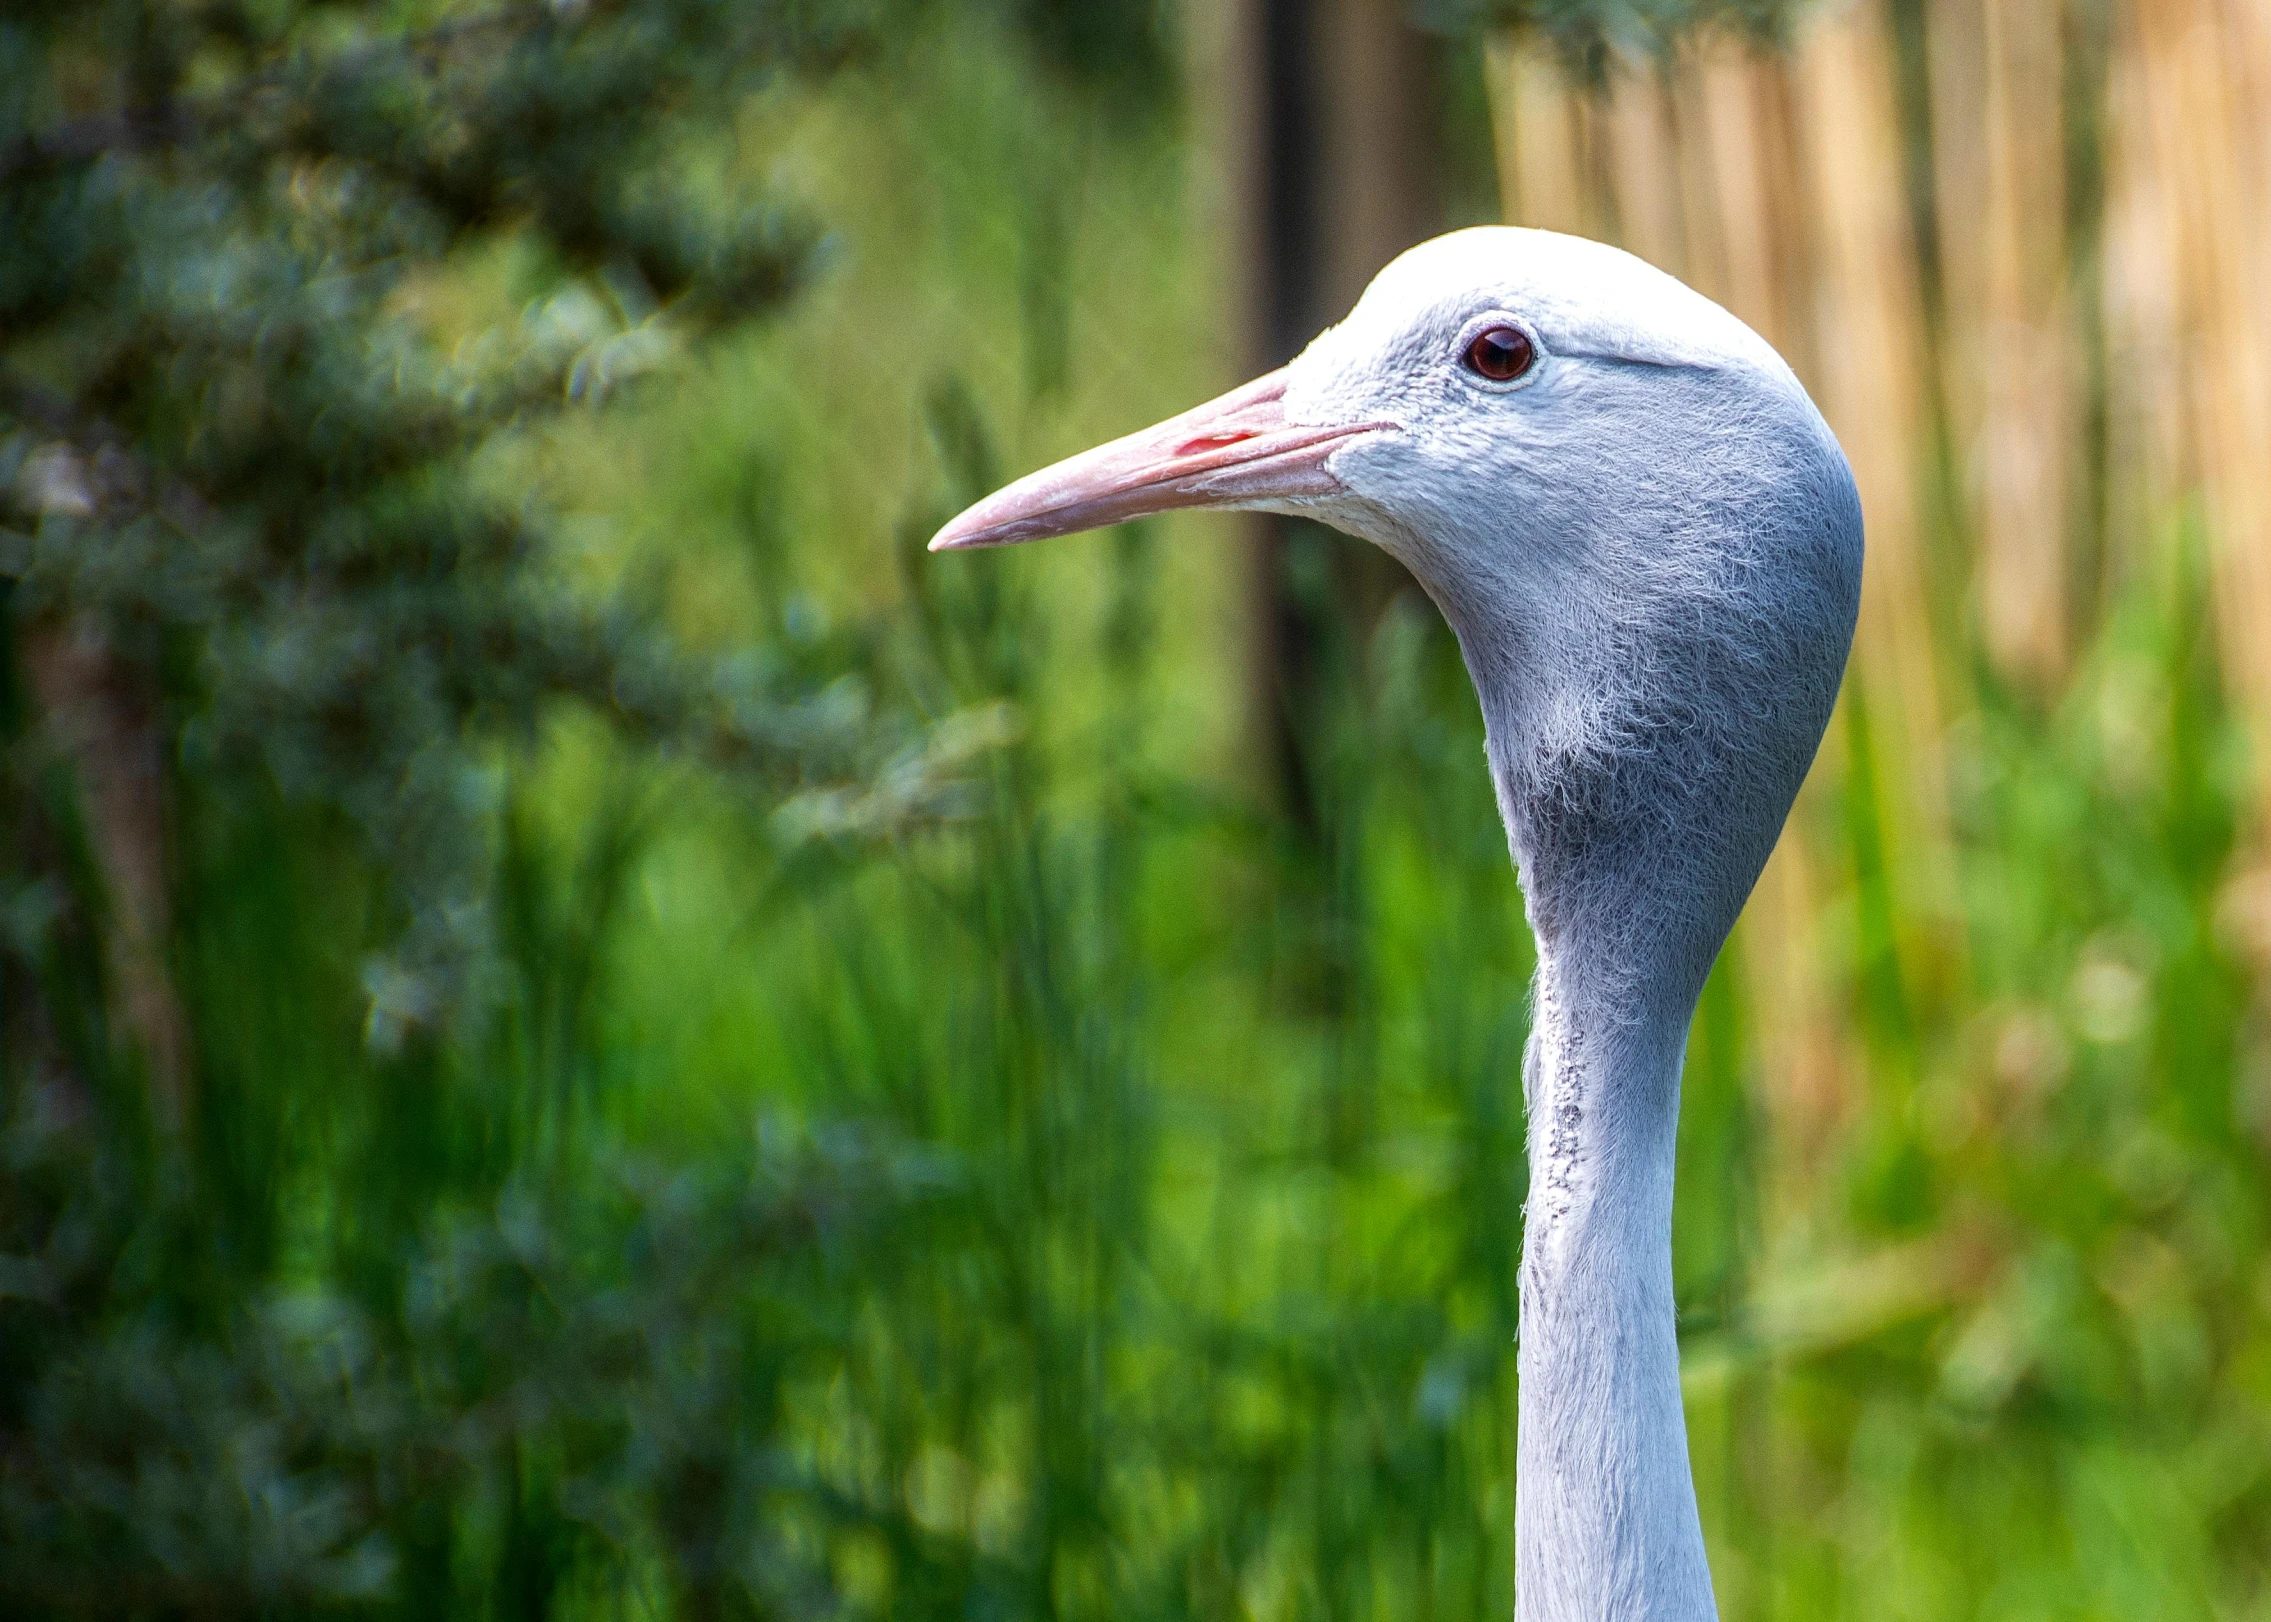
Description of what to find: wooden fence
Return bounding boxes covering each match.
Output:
[1485,0,2271,1161]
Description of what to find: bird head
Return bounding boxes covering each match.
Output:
[934,227,1861,1015]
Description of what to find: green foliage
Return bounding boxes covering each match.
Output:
[0,0,933,1030]
[1003,0,1178,109]
[1,6,2268,1621]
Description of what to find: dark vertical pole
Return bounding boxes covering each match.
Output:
[1260,0,1323,366]
[1234,0,1442,832]
[1250,0,1329,832]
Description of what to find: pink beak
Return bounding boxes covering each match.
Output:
[928,369,1389,552]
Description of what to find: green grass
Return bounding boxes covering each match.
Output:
[4,12,2270,1620]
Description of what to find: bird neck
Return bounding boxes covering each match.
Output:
[1515,943,1717,1622]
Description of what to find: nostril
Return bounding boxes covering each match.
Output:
[1178,431,1256,456]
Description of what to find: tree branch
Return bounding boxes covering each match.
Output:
[0,7,538,183]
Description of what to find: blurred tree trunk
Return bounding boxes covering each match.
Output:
[5,403,193,1132]
[22,616,186,1130]
[1218,0,1443,830]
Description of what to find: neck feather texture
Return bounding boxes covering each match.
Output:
[1515,944,1716,1622]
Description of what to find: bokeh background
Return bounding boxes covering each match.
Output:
[4,0,2270,1616]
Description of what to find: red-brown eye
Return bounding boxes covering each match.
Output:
[1464,325,1534,382]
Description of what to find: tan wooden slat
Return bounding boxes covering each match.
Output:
[1978,0,2074,686]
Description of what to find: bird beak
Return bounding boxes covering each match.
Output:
[928,369,1386,551]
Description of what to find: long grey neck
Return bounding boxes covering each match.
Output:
[1418,524,1825,1622]
[1515,941,1715,1622]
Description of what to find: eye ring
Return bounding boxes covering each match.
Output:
[1463,324,1535,383]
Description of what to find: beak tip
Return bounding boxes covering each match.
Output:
[930,510,1022,551]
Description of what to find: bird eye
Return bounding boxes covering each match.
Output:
[1463,326,1534,383]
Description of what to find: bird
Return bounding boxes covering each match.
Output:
[930,226,1862,1622]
